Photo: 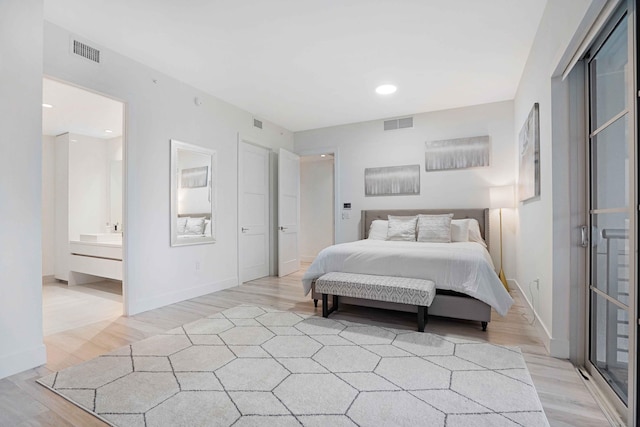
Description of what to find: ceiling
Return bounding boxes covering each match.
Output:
[43,0,547,132]
[42,78,123,138]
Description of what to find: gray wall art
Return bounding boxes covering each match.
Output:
[518,103,540,202]
[424,136,490,171]
[181,166,209,188]
[364,164,420,196]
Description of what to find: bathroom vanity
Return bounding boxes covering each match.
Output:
[68,233,122,286]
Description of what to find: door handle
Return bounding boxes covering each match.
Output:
[241,227,249,233]
[279,226,288,231]
[580,225,589,248]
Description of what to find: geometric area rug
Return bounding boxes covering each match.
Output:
[38,305,550,427]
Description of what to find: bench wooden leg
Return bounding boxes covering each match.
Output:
[322,294,328,317]
[418,306,427,332]
[313,299,318,308]
[481,321,488,331]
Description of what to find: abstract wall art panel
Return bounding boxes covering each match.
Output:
[424,136,490,171]
[518,103,540,202]
[364,164,420,196]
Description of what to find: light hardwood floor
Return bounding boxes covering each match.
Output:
[42,279,122,336]
[1,267,611,426]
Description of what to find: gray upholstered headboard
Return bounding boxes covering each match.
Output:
[361,208,490,251]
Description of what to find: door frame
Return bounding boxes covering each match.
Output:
[580,2,638,423]
[295,147,341,246]
[236,134,273,283]
[42,75,130,316]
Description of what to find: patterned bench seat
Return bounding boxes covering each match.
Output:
[315,272,436,332]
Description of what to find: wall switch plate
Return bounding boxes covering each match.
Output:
[342,211,350,219]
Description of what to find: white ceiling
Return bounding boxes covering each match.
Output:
[42,78,123,138]
[43,0,547,132]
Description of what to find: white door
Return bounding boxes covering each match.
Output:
[239,142,270,282]
[278,148,300,277]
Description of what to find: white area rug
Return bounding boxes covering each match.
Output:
[38,305,549,426]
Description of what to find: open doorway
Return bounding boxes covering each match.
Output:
[299,153,335,263]
[41,77,125,335]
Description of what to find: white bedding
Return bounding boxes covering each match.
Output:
[302,240,513,316]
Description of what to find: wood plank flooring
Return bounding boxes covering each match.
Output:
[42,279,122,336]
[1,266,611,426]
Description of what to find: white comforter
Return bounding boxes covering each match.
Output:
[302,240,513,316]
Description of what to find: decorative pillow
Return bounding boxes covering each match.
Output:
[184,217,206,235]
[368,220,388,240]
[386,215,418,241]
[177,217,189,234]
[204,219,212,236]
[417,214,453,243]
[451,219,470,242]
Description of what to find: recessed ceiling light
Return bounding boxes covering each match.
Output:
[375,84,397,95]
[70,139,77,142]
[105,129,113,133]
[320,154,326,158]
[42,103,53,108]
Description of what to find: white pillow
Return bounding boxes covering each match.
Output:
[417,214,453,243]
[386,215,418,241]
[184,217,206,235]
[451,219,470,242]
[455,218,487,247]
[468,219,487,247]
[177,217,189,234]
[204,219,212,236]
[368,220,388,240]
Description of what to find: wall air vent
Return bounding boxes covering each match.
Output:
[72,40,100,63]
[253,118,263,129]
[383,117,413,131]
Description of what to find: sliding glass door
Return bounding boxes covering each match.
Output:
[585,4,636,423]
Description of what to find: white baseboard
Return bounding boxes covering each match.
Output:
[510,278,557,356]
[0,344,47,380]
[300,256,316,263]
[128,277,238,316]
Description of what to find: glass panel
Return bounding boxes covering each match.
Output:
[592,16,628,130]
[591,114,629,210]
[591,212,630,305]
[590,292,629,404]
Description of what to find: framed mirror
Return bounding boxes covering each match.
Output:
[170,139,216,246]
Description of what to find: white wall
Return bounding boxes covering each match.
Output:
[42,135,56,276]
[44,22,294,315]
[107,136,123,228]
[294,101,516,275]
[513,0,599,358]
[300,157,334,261]
[68,134,110,240]
[0,0,47,379]
[54,134,69,280]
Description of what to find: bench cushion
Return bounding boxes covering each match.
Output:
[316,272,436,306]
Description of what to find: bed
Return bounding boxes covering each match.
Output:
[177,213,213,239]
[302,208,513,329]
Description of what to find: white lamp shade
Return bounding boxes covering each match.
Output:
[490,185,515,209]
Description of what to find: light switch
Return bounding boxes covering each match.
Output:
[342,211,350,219]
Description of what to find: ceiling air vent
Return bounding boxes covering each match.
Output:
[73,40,100,63]
[253,118,263,129]
[383,117,413,131]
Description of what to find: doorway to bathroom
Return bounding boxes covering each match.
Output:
[41,77,126,335]
[299,152,336,264]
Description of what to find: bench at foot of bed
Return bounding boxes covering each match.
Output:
[315,272,436,332]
